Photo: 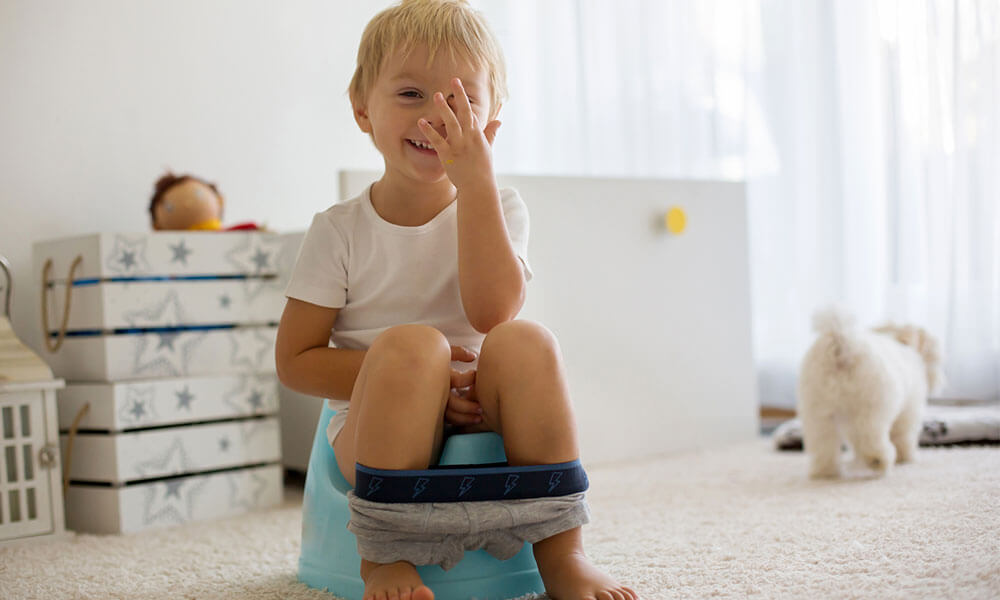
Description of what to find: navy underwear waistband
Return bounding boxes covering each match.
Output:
[355,460,589,503]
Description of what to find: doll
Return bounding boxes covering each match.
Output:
[149,172,261,231]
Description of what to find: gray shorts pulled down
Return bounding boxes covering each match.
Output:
[346,491,590,571]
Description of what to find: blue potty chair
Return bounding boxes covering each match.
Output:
[298,404,546,599]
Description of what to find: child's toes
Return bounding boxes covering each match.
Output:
[412,586,434,600]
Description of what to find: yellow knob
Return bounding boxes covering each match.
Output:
[665,207,687,234]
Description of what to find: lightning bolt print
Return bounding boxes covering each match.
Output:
[548,471,563,493]
[504,474,520,496]
[367,476,384,497]
[458,476,476,497]
[412,477,430,499]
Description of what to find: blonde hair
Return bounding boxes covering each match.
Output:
[349,0,508,118]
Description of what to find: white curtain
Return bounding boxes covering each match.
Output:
[478,0,1000,406]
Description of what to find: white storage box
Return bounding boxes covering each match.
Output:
[42,325,278,382]
[64,463,283,534]
[58,374,282,533]
[33,232,302,382]
[60,417,281,484]
[58,374,279,432]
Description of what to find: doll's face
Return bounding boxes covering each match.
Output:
[153,180,222,230]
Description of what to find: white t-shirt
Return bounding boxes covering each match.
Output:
[285,183,533,411]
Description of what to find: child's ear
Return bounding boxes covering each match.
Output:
[352,99,372,134]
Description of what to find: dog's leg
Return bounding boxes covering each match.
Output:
[845,411,896,475]
[802,412,843,479]
[890,401,923,463]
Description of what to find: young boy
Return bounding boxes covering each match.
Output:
[276,1,638,599]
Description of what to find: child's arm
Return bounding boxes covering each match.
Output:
[418,78,526,333]
[274,297,366,402]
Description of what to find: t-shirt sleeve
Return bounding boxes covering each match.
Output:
[500,187,534,281]
[284,211,349,308]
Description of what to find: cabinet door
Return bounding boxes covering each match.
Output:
[0,392,54,541]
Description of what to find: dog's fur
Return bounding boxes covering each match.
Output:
[797,308,944,478]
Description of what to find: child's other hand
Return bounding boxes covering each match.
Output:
[447,345,483,426]
[417,77,500,190]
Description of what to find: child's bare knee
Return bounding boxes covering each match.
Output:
[369,324,451,372]
[483,320,560,364]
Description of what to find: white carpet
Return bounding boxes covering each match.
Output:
[2,440,998,599]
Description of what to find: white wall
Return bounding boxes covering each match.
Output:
[0,0,393,351]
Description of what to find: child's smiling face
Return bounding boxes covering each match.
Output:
[354,43,493,185]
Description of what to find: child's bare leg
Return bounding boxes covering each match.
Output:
[475,320,639,600]
[334,324,451,600]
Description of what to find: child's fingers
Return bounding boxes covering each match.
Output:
[450,368,477,389]
[434,91,463,137]
[450,78,475,129]
[447,390,482,415]
[445,407,483,426]
[450,345,477,362]
[417,118,448,156]
[446,392,483,426]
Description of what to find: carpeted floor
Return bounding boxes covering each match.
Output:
[2,440,998,599]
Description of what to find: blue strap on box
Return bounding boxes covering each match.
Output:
[355,460,588,503]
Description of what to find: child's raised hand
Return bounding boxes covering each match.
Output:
[417,77,501,190]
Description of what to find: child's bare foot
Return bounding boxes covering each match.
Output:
[533,529,639,600]
[360,559,434,600]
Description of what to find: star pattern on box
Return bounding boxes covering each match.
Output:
[118,385,157,427]
[123,290,189,329]
[224,235,280,302]
[131,437,194,480]
[105,235,151,275]
[131,330,206,377]
[227,329,274,372]
[223,375,277,415]
[226,470,269,511]
[175,385,195,412]
[169,239,193,265]
[141,474,210,527]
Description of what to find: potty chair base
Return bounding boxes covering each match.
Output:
[298,404,545,600]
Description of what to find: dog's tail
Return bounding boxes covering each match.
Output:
[811,306,862,370]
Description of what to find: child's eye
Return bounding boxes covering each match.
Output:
[399,90,421,98]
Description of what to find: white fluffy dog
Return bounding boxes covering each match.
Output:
[797,308,944,478]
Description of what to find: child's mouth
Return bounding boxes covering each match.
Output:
[407,139,437,154]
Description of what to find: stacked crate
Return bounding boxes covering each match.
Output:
[33,231,300,534]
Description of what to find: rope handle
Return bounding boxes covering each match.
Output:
[62,401,90,497]
[0,254,12,318]
[40,255,82,353]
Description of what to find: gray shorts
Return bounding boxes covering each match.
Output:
[347,490,590,570]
